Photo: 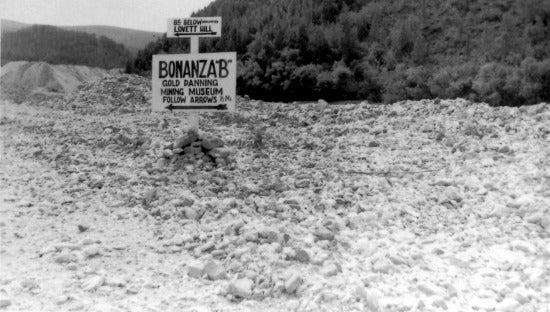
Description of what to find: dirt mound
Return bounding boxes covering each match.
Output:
[65,74,151,114]
[1,61,108,103]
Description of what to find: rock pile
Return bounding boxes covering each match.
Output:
[160,127,234,170]
[1,61,109,103]
[65,74,151,114]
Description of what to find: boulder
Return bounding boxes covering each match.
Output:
[143,188,157,207]
[187,261,205,278]
[204,260,227,280]
[202,137,224,150]
[285,274,303,294]
[316,99,329,111]
[228,278,253,298]
[314,227,335,241]
[173,132,198,150]
[209,147,231,159]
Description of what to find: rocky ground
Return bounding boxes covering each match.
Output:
[1,77,549,311]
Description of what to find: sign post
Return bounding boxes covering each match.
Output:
[152,17,235,132]
[188,36,199,130]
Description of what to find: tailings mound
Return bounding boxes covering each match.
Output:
[1,61,108,103]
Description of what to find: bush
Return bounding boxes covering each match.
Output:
[382,65,431,103]
[519,57,550,103]
[237,60,264,98]
[355,61,383,102]
[470,59,550,106]
[404,66,432,100]
[428,63,478,99]
[469,59,550,106]
[382,67,407,103]
[289,64,322,100]
[473,62,510,105]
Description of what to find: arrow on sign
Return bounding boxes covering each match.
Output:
[174,32,217,36]
[165,104,228,111]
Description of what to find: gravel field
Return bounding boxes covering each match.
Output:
[1,78,549,311]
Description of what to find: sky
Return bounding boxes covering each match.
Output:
[0,0,215,32]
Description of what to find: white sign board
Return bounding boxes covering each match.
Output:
[152,52,236,112]
[167,17,222,38]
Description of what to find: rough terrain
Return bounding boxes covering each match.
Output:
[0,75,549,312]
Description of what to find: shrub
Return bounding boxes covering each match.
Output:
[381,65,407,103]
[382,65,432,103]
[404,66,432,100]
[429,63,478,99]
[288,64,322,100]
[519,57,550,103]
[237,60,265,99]
[382,71,407,103]
[473,62,510,105]
[471,62,536,106]
[356,61,383,102]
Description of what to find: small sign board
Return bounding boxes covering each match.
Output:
[152,52,236,112]
[167,17,222,38]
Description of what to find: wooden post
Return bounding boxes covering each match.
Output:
[190,36,199,54]
[189,36,199,131]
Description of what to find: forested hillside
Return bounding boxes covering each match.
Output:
[62,25,161,56]
[130,0,550,105]
[2,25,131,69]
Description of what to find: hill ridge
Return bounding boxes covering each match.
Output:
[1,19,162,56]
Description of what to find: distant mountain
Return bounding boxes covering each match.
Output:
[63,25,161,56]
[1,25,131,69]
[1,19,161,56]
[1,19,29,32]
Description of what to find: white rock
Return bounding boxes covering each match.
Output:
[81,238,96,246]
[204,260,227,280]
[391,230,415,243]
[82,244,101,258]
[54,294,70,305]
[55,253,76,264]
[365,289,381,311]
[387,252,408,266]
[372,257,393,274]
[285,274,303,294]
[496,298,520,312]
[104,276,126,287]
[400,295,419,310]
[525,267,545,286]
[90,303,123,312]
[489,205,511,218]
[417,282,446,297]
[314,227,334,241]
[511,240,537,254]
[83,275,105,291]
[354,238,378,257]
[54,243,81,251]
[187,260,205,278]
[228,278,253,298]
[282,246,295,258]
[434,178,454,186]
[431,296,448,309]
[321,263,339,277]
[0,298,11,308]
[513,287,531,304]
[470,297,496,310]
